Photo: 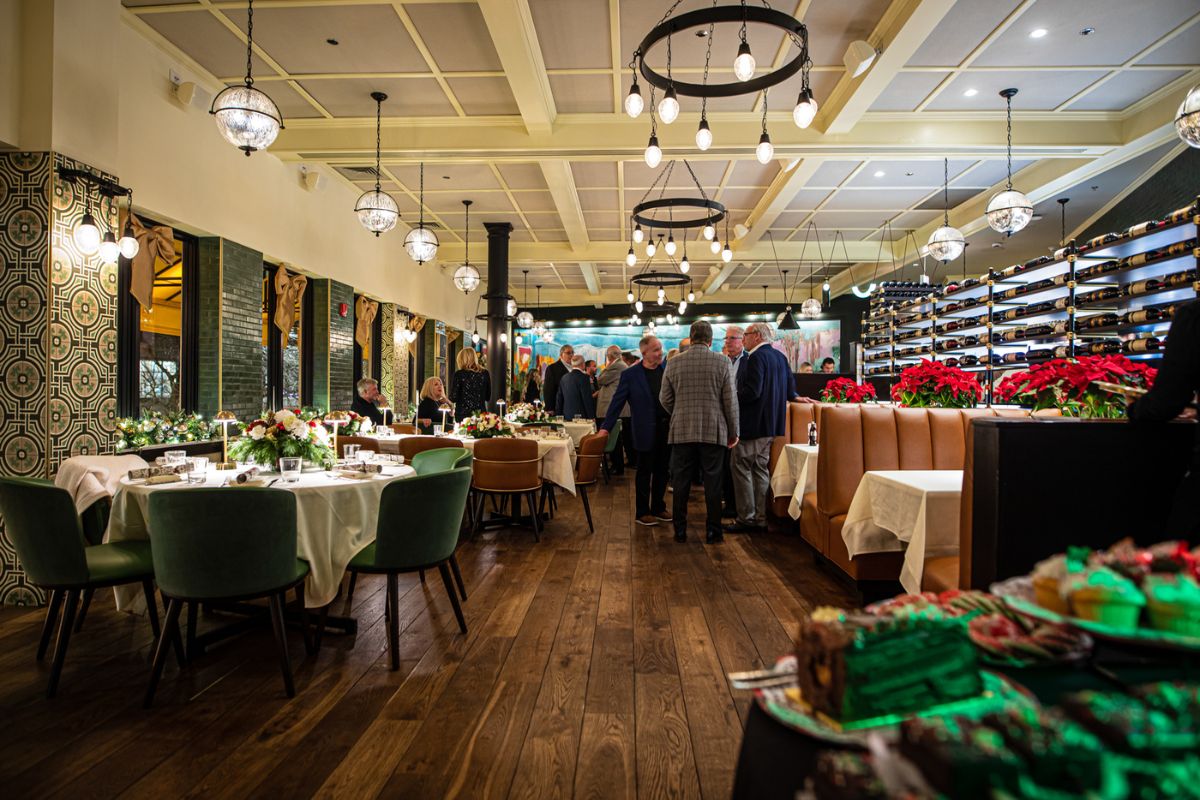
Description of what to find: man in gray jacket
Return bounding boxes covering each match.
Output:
[660,320,739,544]
[595,345,630,475]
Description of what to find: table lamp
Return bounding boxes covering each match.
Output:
[439,407,450,435]
[326,409,349,459]
[215,410,238,470]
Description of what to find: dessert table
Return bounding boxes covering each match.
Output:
[371,433,578,495]
[840,469,963,594]
[106,463,416,609]
[768,444,818,519]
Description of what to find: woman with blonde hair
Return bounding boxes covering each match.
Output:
[449,347,491,421]
[414,376,453,434]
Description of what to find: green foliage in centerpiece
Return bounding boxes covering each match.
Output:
[229,409,335,468]
[115,411,219,451]
[458,411,515,439]
[507,403,553,423]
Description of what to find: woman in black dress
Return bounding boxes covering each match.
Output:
[449,347,491,422]
[414,376,454,434]
[523,368,542,404]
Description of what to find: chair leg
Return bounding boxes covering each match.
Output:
[73,588,94,633]
[528,491,541,542]
[345,571,359,606]
[449,554,468,601]
[465,489,475,529]
[37,589,64,662]
[419,569,426,585]
[144,597,183,708]
[469,491,486,540]
[438,562,468,634]
[602,458,611,485]
[386,574,400,671]
[580,485,594,534]
[46,589,79,699]
[268,593,295,698]
[295,583,314,656]
[141,580,164,663]
[186,601,199,663]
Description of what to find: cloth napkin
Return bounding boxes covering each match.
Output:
[55,454,150,514]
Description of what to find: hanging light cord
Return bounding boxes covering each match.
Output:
[700,16,714,119]
[942,157,950,227]
[418,162,425,229]
[373,97,382,194]
[464,201,470,264]
[761,88,768,134]
[739,0,749,43]
[244,0,255,87]
[1005,92,1014,190]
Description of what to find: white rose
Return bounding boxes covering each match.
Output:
[249,425,266,441]
[313,425,329,443]
[361,419,374,433]
[275,409,296,427]
[288,419,309,439]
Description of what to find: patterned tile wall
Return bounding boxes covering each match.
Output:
[0,152,119,605]
[379,301,395,411]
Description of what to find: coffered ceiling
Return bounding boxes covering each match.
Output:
[124,0,1199,304]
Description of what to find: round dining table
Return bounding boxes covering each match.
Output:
[106,463,416,609]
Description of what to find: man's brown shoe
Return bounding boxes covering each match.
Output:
[636,515,659,527]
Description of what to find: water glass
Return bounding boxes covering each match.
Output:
[433,424,443,436]
[164,450,187,465]
[342,443,361,462]
[279,457,302,483]
[186,457,208,484]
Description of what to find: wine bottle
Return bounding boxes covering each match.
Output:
[1166,203,1196,224]
[1124,238,1197,267]
[1080,286,1120,304]
[1084,340,1122,355]
[960,355,979,366]
[1125,305,1169,324]
[807,422,818,446]
[1126,278,1164,297]
[1027,348,1053,361]
[939,339,959,351]
[1165,269,1197,287]
[943,320,960,332]
[1053,246,1071,261]
[1053,297,1071,310]
[1002,328,1022,342]
[1126,219,1163,238]
[1002,352,1027,364]
[1079,312,1119,329]
[944,357,959,367]
[960,335,979,347]
[1051,321,1069,335]
[1124,337,1161,353]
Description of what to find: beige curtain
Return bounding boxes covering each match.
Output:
[273,265,308,349]
[446,329,461,344]
[355,296,379,349]
[128,212,176,310]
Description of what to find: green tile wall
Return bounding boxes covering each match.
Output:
[196,237,263,421]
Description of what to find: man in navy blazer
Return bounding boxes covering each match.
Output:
[556,355,596,420]
[728,322,797,532]
[602,335,671,526]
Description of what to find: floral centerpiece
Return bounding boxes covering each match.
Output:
[115,411,218,451]
[995,354,1156,418]
[229,408,335,468]
[820,378,877,404]
[458,411,515,439]
[507,402,553,424]
[891,360,983,408]
[325,410,373,434]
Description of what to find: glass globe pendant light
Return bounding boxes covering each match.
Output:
[515,270,535,329]
[1175,84,1200,148]
[354,92,400,236]
[695,117,713,151]
[452,200,480,293]
[404,162,440,264]
[75,204,101,256]
[680,253,690,274]
[721,242,733,262]
[646,236,657,258]
[927,158,965,262]
[210,0,283,156]
[633,224,644,243]
[635,299,644,313]
[626,290,635,303]
[986,88,1033,236]
[624,75,644,118]
[118,190,139,260]
[710,239,721,254]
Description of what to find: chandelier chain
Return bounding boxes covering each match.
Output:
[244,0,255,86]
[373,96,382,193]
[943,157,949,227]
[700,13,714,117]
[739,0,748,43]
[418,161,425,228]
[761,88,768,132]
[464,200,470,264]
[682,160,709,202]
[1005,91,1014,190]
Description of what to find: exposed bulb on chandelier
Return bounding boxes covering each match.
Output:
[678,300,687,313]
[118,221,139,260]
[664,235,676,256]
[98,231,120,265]
[75,212,101,255]
[471,331,480,344]
[721,242,733,262]
[624,81,644,118]
[644,134,662,168]
[734,41,756,82]
[658,86,680,125]
[680,255,690,274]
[635,300,644,313]
[703,223,715,241]
[627,290,635,302]
[695,118,712,151]
[793,88,818,129]
[657,287,665,299]
[687,290,695,302]
[646,238,657,257]
[756,131,774,165]
[710,239,721,254]
[632,224,644,243]
[626,247,637,267]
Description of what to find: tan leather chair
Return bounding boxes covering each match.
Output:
[399,436,463,461]
[574,431,608,533]
[391,423,417,435]
[336,435,380,454]
[469,438,543,541]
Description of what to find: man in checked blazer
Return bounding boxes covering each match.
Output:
[660,320,740,544]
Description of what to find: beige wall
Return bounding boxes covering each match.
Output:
[0,0,19,148]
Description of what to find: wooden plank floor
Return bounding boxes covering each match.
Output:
[0,475,854,799]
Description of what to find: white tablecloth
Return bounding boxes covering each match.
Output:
[106,464,416,609]
[840,470,963,594]
[767,444,818,520]
[371,433,578,495]
[561,420,596,448]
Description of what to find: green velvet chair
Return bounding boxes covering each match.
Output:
[601,418,622,484]
[0,477,165,699]
[410,447,473,475]
[144,488,311,707]
[327,466,472,671]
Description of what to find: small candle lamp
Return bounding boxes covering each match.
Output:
[377,405,391,432]
[440,407,450,435]
[325,410,349,460]
[215,410,238,470]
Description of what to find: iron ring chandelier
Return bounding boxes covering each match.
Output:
[629,271,692,289]
[633,6,809,98]
[631,197,726,232]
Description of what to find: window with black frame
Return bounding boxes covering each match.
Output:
[117,219,198,418]
[262,264,313,412]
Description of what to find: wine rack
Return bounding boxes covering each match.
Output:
[861,198,1200,402]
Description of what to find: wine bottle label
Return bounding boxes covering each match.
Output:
[1127,221,1157,237]
[1053,246,1070,260]
[1124,338,1160,353]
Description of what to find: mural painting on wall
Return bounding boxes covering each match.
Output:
[517,320,842,374]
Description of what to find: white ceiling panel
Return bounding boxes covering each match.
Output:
[141,11,273,77]
[622,160,728,189]
[821,187,933,211]
[923,70,1109,111]
[299,77,456,117]
[406,3,503,72]
[869,72,951,112]
[577,189,620,211]
[530,0,612,70]
[726,160,780,187]
[786,189,834,211]
[952,159,1035,187]
[907,0,1023,67]
[571,163,619,189]
[548,74,614,113]
[802,0,893,67]
[1138,22,1200,66]
[807,161,863,187]
[445,77,520,116]
[803,210,894,230]
[497,163,549,190]
[1065,69,1187,111]
[392,163,500,190]
[844,159,976,188]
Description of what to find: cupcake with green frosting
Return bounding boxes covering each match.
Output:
[1144,575,1200,637]
[1033,549,1088,614]
[1063,567,1146,630]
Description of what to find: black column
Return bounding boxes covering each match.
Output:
[484,222,513,408]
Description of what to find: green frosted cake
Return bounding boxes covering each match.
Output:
[794,608,983,724]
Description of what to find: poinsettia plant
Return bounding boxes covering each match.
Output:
[994,354,1156,418]
[507,403,552,423]
[115,411,219,451]
[228,408,335,467]
[891,360,983,409]
[458,411,515,439]
[820,378,877,404]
